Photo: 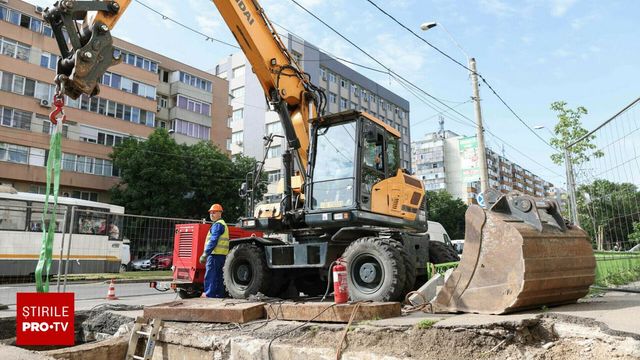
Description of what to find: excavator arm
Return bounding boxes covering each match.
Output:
[43,0,323,183]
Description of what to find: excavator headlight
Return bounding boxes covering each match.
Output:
[333,212,350,220]
[243,219,256,227]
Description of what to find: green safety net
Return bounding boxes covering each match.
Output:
[35,128,63,293]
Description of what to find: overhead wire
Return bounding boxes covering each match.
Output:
[363,0,555,150]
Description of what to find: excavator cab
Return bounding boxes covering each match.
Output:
[303,110,427,232]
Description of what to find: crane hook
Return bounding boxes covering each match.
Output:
[49,93,66,125]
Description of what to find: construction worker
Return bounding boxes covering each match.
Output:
[199,203,229,298]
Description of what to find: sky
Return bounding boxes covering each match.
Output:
[27,0,640,187]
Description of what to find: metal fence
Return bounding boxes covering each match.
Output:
[566,97,640,290]
[0,203,207,305]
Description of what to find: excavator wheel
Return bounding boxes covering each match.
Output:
[343,237,407,302]
[223,243,272,299]
[428,241,460,264]
[389,240,417,295]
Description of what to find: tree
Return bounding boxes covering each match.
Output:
[629,222,640,246]
[110,129,265,222]
[424,190,467,239]
[576,179,640,250]
[549,101,603,166]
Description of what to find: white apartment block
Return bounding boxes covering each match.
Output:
[413,130,558,205]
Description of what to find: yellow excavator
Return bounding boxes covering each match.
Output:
[43,0,595,313]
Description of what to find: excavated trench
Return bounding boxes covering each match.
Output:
[1,305,639,359]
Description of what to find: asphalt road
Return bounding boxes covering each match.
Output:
[0,280,177,307]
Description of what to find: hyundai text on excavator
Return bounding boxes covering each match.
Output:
[42,0,596,313]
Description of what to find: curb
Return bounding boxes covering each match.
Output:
[99,277,174,284]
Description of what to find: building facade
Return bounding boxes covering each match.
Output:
[413,129,557,204]
[214,33,412,197]
[0,0,230,202]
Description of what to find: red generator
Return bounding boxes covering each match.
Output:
[171,223,262,298]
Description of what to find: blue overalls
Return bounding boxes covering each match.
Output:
[202,219,229,298]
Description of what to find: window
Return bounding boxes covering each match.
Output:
[329,92,337,104]
[320,68,326,80]
[42,118,69,138]
[0,107,31,130]
[267,170,282,183]
[232,108,244,122]
[175,95,211,116]
[329,72,336,83]
[114,48,158,73]
[231,86,245,99]
[172,119,210,140]
[232,131,243,145]
[265,122,282,135]
[0,200,27,230]
[266,145,281,158]
[340,97,348,109]
[340,79,346,88]
[157,95,168,108]
[0,37,31,61]
[178,71,212,92]
[232,65,245,78]
[312,122,356,209]
[0,142,28,164]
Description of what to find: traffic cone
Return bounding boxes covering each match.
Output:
[106,279,118,300]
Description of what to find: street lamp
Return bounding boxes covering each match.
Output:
[421,22,489,195]
[534,125,555,137]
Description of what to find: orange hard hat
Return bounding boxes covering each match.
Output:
[208,204,223,213]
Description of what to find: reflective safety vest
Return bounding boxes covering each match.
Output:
[206,219,229,256]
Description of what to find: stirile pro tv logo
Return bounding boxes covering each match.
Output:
[17,293,75,346]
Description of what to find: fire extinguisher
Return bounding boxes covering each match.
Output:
[333,258,349,304]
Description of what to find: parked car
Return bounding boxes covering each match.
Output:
[130,256,152,271]
[150,253,172,270]
[629,244,640,252]
[451,239,465,255]
[120,239,130,272]
[428,221,453,245]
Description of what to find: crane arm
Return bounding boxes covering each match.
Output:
[43,0,324,183]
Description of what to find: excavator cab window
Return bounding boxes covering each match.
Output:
[310,121,357,209]
[361,126,385,209]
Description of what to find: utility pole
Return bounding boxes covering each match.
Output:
[469,58,489,194]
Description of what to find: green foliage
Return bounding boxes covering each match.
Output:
[416,319,438,329]
[549,101,604,165]
[424,190,467,239]
[576,179,640,249]
[110,129,265,222]
[629,222,640,245]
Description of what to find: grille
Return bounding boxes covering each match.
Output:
[178,231,193,258]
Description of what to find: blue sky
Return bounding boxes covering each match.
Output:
[28,0,639,186]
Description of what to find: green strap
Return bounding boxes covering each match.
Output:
[35,130,62,293]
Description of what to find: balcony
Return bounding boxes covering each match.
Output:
[169,107,211,126]
[169,82,213,104]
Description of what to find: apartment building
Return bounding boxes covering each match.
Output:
[413,130,557,205]
[0,0,230,202]
[214,33,412,198]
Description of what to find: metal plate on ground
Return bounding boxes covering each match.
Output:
[143,299,266,324]
[265,302,401,323]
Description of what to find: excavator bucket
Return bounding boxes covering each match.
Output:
[433,192,596,315]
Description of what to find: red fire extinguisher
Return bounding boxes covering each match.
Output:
[333,258,349,304]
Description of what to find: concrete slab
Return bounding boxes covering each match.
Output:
[144,298,266,324]
[267,301,401,323]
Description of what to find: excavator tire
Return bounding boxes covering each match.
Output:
[343,237,407,302]
[223,243,271,299]
[428,241,460,264]
[389,240,417,295]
